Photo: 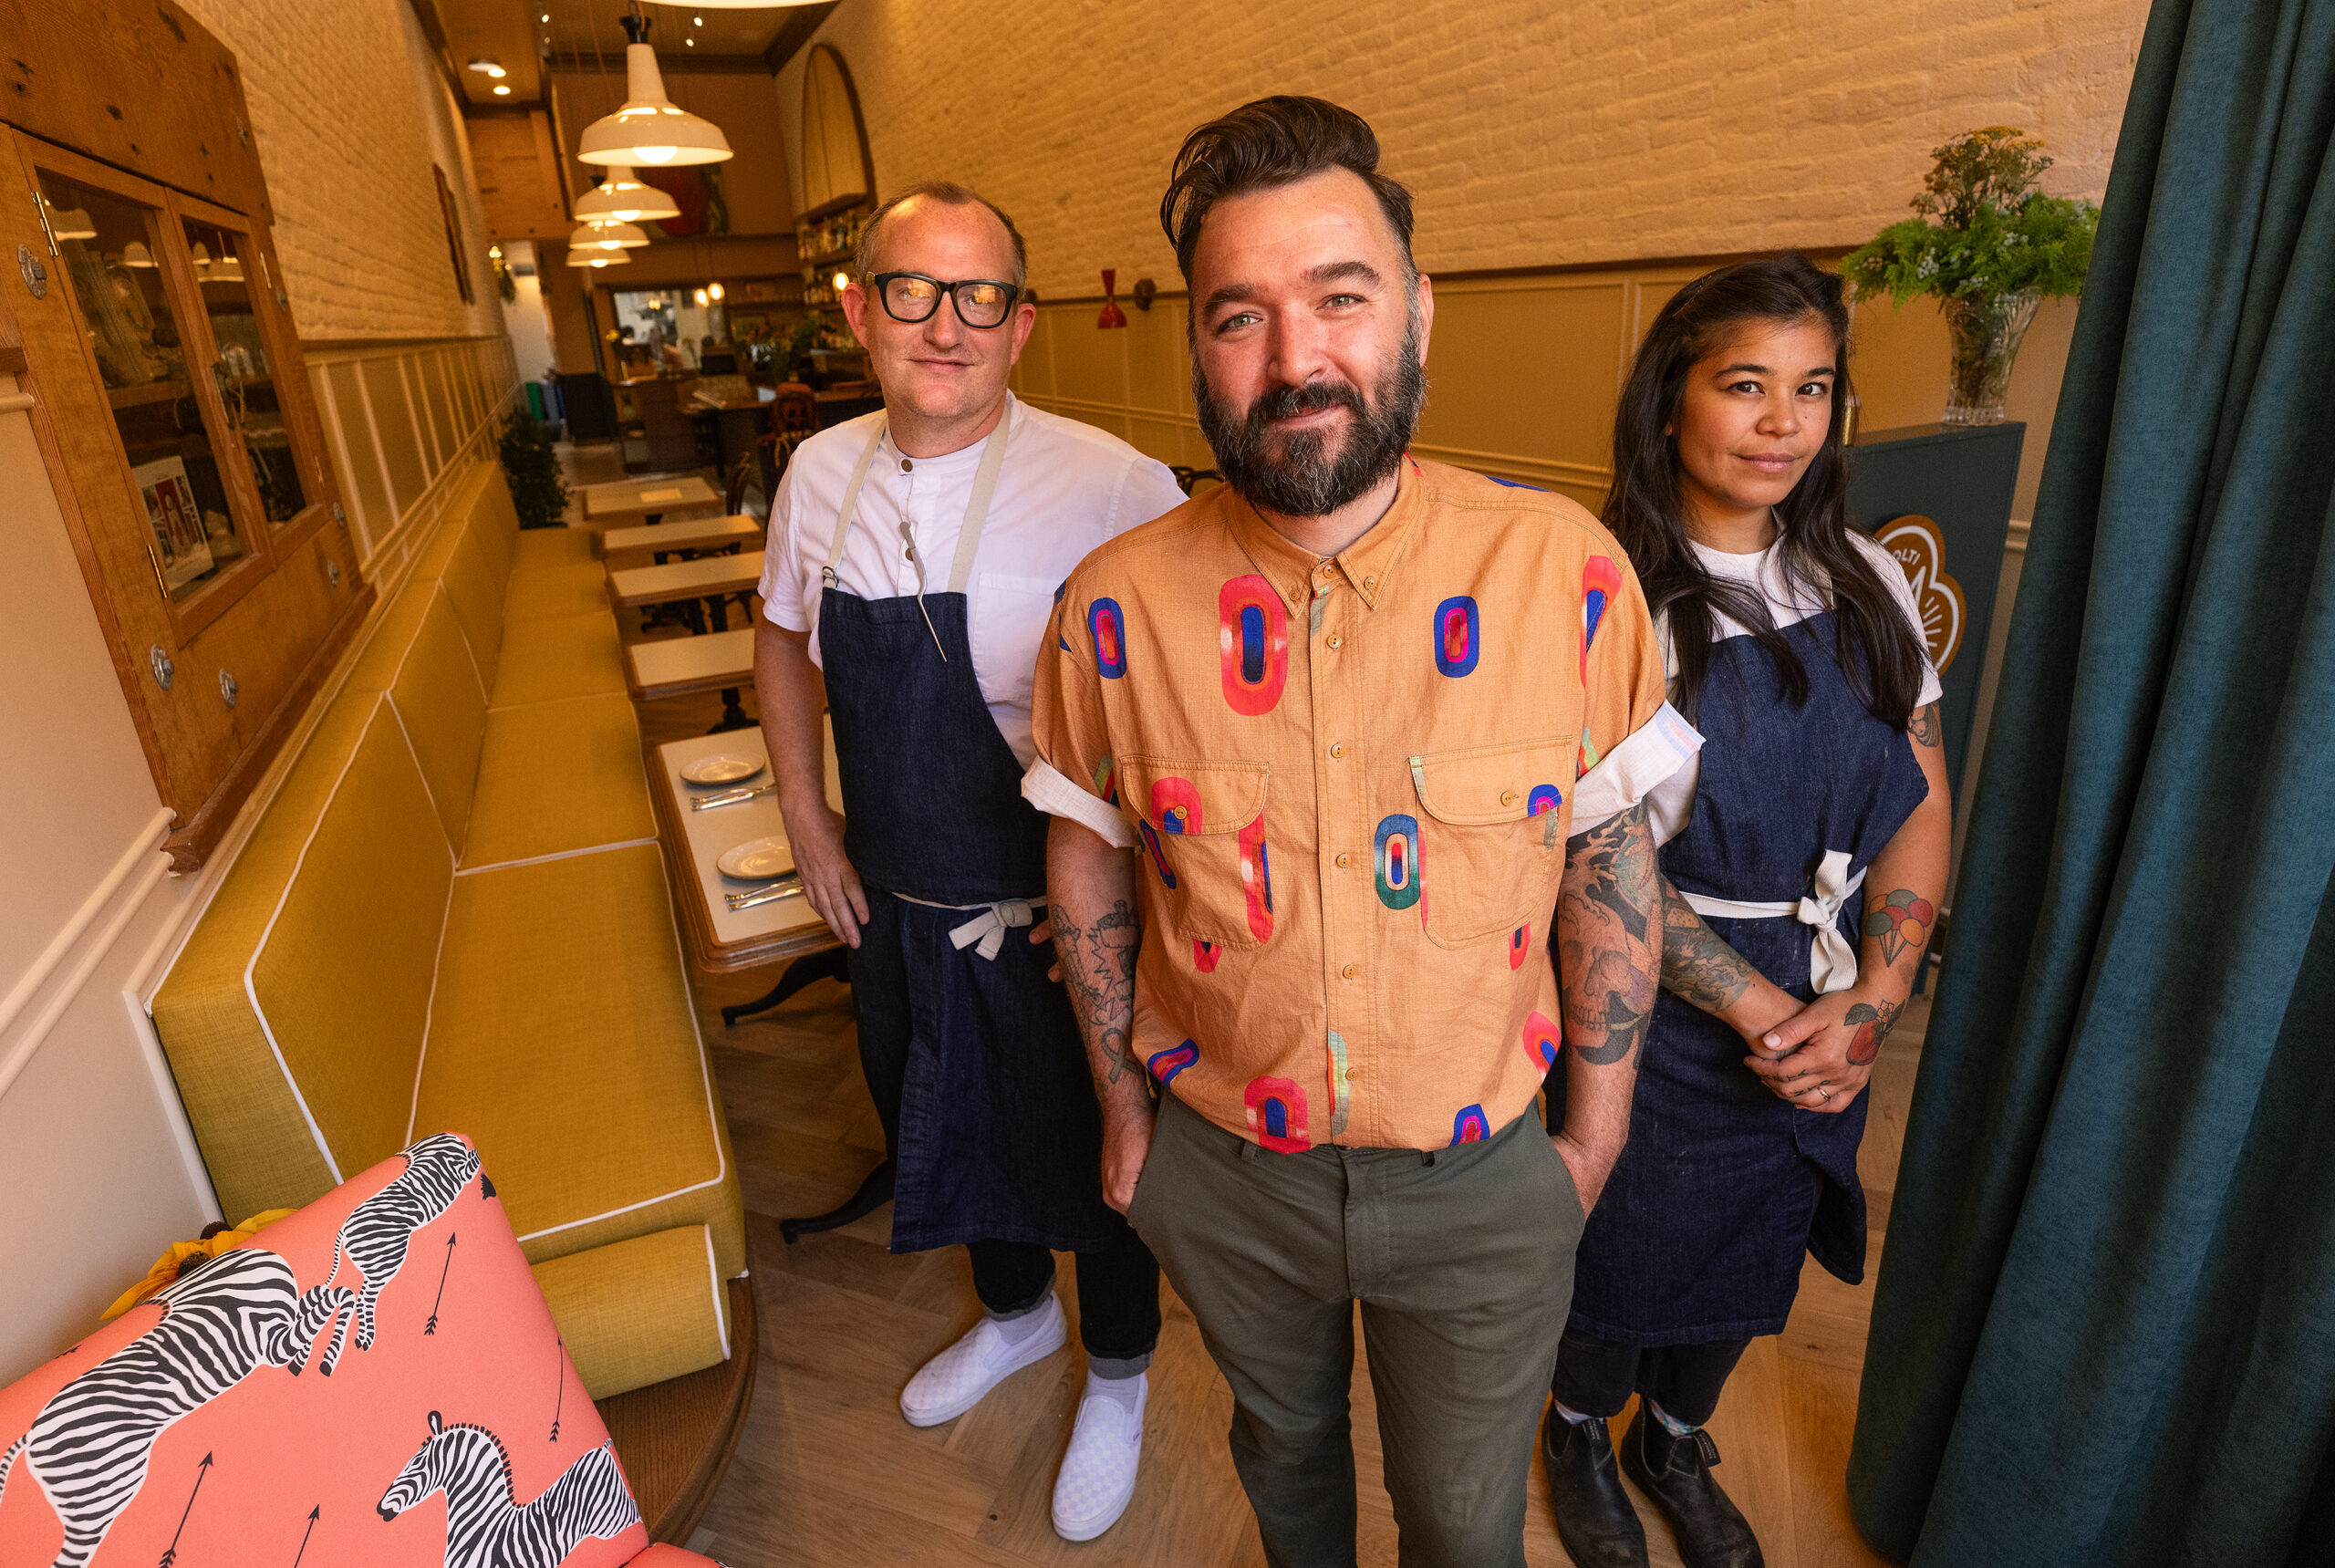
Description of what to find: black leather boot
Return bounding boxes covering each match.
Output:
[1541,1407,1649,1568]
[1618,1405,1763,1568]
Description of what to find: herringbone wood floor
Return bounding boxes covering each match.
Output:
[581,444,1914,1568]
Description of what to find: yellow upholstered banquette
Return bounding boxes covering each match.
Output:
[151,464,745,1402]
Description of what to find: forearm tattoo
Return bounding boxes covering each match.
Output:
[1558,802,1660,1066]
[1843,997,1904,1065]
[1864,888,1935,971]
[1658,874,1757,1013]
[1909,701,1943,748]
[1055,898,1142,1085]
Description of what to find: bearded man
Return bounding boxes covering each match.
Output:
[1022,98,1698,1567]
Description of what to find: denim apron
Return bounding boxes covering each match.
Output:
[817,409,1116,1253]
[1552,610,1929,1345]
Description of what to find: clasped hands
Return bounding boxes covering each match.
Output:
[1730,975,1894,1114]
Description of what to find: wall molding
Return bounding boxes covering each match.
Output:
[0,806,173,1095]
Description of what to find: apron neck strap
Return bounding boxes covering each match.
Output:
[823,400,1015,593]
[947,401,1012,595]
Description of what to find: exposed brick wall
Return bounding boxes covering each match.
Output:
[178,0,504,342]
[777,0,2150,296]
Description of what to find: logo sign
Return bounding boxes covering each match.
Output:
[1873,514,1967,672]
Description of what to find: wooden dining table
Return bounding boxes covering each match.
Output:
[607,550,766,612]
[600,514,763,563]
[649,727,841,974]
[583,474,722,526]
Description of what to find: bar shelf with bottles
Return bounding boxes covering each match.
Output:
[796,200,871,307]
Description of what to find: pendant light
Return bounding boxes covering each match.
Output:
[574,165,680,224]
[568,220,650,252]
[48,205,97,241]
[189,241,213,269]
[122,241,156,268]
[577,14,732,169]
[566,250,633,268]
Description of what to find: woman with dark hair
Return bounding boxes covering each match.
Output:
[1541,254,1952,1568]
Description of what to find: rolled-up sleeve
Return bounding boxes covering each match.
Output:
[1568,544,1702,836]
[1022,578,1136,848]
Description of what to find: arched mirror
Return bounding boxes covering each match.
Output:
[798,44,873,214]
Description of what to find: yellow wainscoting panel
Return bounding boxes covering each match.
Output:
[1010,258,2050,517]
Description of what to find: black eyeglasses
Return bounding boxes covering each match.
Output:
[868,272,1022,329]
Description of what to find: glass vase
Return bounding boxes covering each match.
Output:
[1938,288,2041,425]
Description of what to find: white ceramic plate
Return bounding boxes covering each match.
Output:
[717,836,795,880]
[682,753,764,785]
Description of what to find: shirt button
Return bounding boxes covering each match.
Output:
[1326,633,1344,650]
[1346,1066,1360,1083]
[1329,742,1345,759]
[1500,789,1518,805]
[900,459,913,472]
[1335,852,1352,868]
[1364,576,1377,591]
[1342,963,1359,981]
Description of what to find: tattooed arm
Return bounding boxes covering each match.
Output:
[1552,800,1660,1212]
[1047,815,1153,1212]
[1657,873,1802,1042]
[1748,701,1953,1111]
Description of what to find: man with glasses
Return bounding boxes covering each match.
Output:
[752,182,1187,1541]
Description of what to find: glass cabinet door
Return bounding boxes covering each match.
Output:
[37,171,261,607]
[180,212,309,531]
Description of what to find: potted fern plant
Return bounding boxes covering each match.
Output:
[497,406,570,530]
[1844,128,2099,425]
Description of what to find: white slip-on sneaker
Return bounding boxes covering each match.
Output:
[898,1293,1068,1428]
[1051,1375,1147,1542]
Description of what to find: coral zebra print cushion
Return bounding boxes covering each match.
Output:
[0,1135,660,1568]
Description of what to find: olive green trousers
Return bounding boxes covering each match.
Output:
[1129,1090,1583,1568]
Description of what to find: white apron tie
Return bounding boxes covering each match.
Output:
[894,894,1044,961]
[1679,849,1865,994]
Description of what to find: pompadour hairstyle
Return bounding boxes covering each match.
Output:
[852,181,1029,289]
[1158,96,1417,283]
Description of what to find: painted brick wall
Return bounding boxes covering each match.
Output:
[778,0,2151,296]
[177,0,505,342]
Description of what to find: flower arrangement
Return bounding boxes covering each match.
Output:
[1843,128,2100,423]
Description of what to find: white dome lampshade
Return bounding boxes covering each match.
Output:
[122,240,156,268]
[574,165,681,224]
[566,249,632,268]
[568,220,650,252]
[576,44,732,167]
[49,206,98,241]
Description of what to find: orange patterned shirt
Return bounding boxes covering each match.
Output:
[1026,458,1695,1151]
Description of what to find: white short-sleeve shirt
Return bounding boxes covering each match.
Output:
[757,394,1189,768]
[1637,530,1945,845]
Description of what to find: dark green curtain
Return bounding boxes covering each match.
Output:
[1845,0,2335,1562]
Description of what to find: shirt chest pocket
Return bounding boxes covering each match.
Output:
[1409,736,1574,950]
[971,571,1061,710]
[1118,755,1274,950]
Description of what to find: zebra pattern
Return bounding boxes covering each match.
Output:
[379,1412,640,1568]
[306,1133,489,1376]
[0,1249,350,1568]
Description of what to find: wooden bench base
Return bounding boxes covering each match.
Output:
[600,1275,761,1543]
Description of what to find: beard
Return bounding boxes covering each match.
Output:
[1193,309,1427,518]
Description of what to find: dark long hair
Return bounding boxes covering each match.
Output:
[1604,254,1923,729]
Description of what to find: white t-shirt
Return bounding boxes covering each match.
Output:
[1643,530,1944,846]
[758,395,1189,768]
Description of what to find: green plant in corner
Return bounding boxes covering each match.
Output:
[1843,127,2099,424]
[498,406,570,530]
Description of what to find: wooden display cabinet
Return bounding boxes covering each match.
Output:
[0,1,370,870]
